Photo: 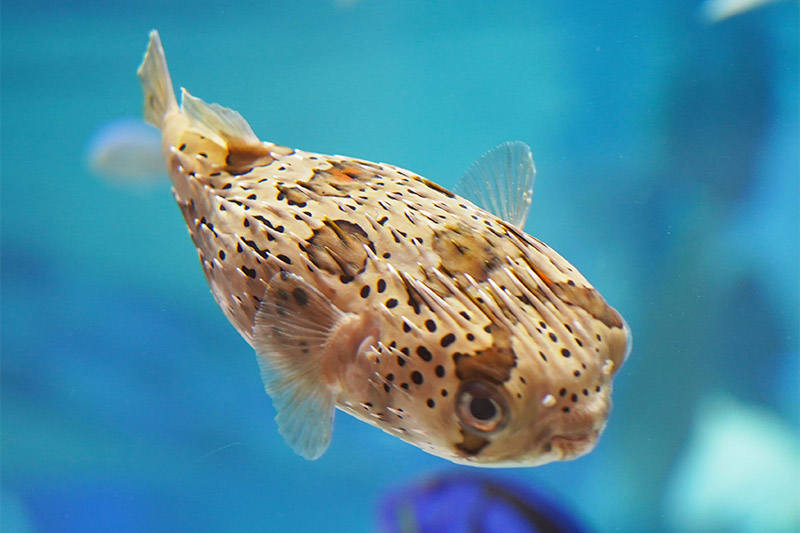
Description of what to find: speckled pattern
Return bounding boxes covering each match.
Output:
[139,31,630,467]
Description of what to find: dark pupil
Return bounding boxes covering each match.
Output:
[470,397,497,421]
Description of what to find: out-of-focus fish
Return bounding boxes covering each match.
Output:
[698,0,785,22]
[85,117,164,184]
[663,392,800,532]
[137,30,631,466]
[378,473,590,533]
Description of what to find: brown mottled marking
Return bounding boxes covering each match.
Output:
[306,219,371,276]
[302,161,377,197]
[276,184,311,206]
[432,224,501,283]
[224,140,275,175]
[453,327,516,384]
[551,283,624,329]
[456,431,490,456]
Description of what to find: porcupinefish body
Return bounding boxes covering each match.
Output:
[138,31,631,467]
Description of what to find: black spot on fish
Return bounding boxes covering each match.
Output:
[417,346,432,362]
[440,333,456,347]
[411,371,423,385]
[241,238,269,260]
[293,288,309,306]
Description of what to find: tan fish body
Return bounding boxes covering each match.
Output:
[138,31,631,467]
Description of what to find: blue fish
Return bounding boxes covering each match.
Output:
[378,474,590,533]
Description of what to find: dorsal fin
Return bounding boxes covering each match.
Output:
[181,89,276,173]
[252,272,346,460]
[181,88,260,147]
[453,141,536,230]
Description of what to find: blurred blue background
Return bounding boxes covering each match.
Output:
[2,1,798,531]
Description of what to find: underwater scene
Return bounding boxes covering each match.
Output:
[2,0,798,531]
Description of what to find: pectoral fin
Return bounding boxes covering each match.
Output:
[454,141,536,230]
[253,272,346,460]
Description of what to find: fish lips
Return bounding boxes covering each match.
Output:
[549,429,601,459]
[545,411,606,460]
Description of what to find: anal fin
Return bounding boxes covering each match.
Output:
[253,272,346,460]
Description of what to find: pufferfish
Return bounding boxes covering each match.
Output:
[137,30,631,467]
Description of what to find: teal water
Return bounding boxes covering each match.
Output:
[2,1,798,531]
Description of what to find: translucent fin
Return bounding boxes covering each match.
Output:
[181,89,260,146]
[137,30,178,129]
[453,141,536,229]
[252,272,345,460]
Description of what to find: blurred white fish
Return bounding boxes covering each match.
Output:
[86,117,165,184]
[663,392,800,532]
[698,0,785,22]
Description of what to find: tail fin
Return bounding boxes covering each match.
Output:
[137,30,178,130]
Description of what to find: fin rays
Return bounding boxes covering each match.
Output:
[253,272,345,460]
[454,141,536,229]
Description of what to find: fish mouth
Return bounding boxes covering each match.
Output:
[549,429,600,459]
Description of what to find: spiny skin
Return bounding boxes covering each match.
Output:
[139,32,630,466]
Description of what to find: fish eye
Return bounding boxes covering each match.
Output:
[456,381,508,434]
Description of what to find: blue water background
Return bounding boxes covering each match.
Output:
[2,1,798,531]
